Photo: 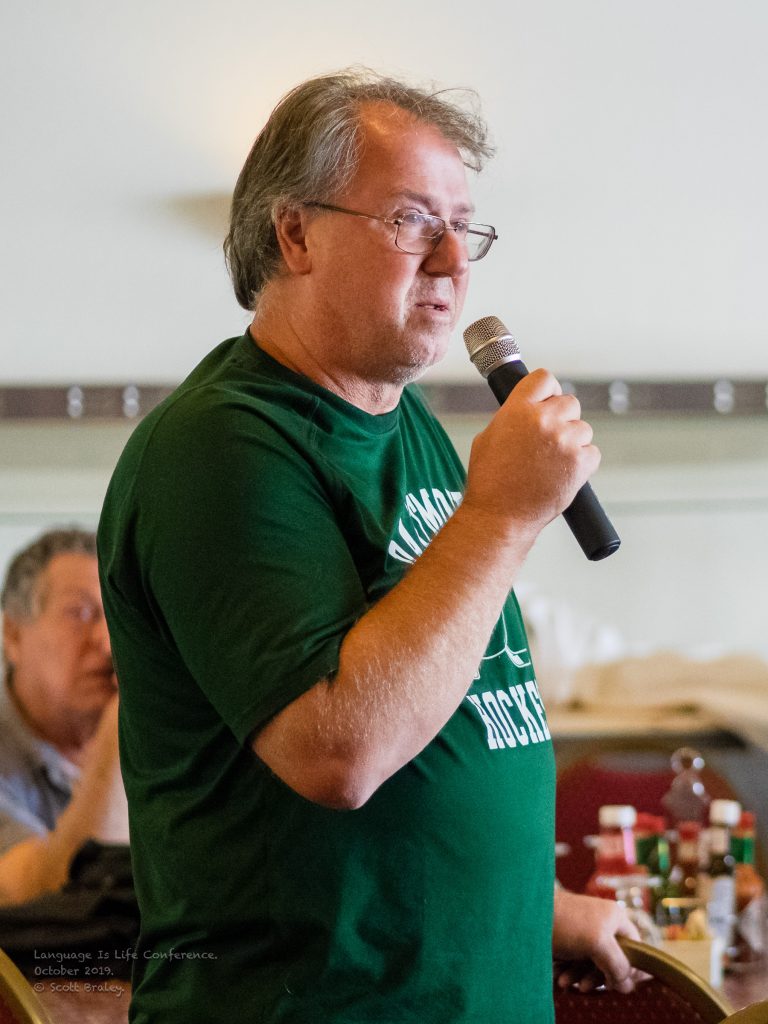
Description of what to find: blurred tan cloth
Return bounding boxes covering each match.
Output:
[570,651,768,751]
[517,584,768,751]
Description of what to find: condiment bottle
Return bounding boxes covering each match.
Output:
[586,805,649,906]
[698,798,741,956]
[730,811,765,969]
[661,747,711,826]
[635,812,673,909]
[669,820,703,898]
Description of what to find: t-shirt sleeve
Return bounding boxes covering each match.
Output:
[123,392,368,744]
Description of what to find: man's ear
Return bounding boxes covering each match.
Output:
[273,205,313,275]
[2,616,21,668]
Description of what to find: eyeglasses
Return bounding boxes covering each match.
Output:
[303,202,498,262]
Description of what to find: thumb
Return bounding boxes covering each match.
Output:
[599,925,642,993]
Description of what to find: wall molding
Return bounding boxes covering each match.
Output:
[1,380,767,420]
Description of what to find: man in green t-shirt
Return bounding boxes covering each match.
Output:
[98,69,638,1023]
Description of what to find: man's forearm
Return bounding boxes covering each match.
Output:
[254,371,599,808]
[254,501,539,808]
[0,698,127,905]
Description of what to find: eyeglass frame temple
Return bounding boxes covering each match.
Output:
[464,224,499,260]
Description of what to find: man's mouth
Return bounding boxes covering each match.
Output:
[84,666,118,686]
[417,301,451,312]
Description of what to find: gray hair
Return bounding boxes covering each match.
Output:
[1,527,97,621]
[223,67,494,311]
[1,527,97,685]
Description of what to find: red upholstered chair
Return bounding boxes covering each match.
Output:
[554,938,733,1024]
[0,950,53,1024]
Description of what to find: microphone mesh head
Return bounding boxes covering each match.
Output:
[462,316,520,378]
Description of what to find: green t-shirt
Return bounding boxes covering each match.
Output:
[98,332,556,1024]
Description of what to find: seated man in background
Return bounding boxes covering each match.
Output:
[0,527,128,905]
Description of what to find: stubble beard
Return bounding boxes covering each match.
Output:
[365,321,452,390]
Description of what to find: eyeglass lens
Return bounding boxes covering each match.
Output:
[395,214,495,261]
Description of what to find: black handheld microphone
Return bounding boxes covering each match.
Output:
[462,315,620,561]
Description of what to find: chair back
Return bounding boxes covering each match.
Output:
[554,937,732,1024]
[0,950,53,1024]
[555,977,722,1024]
[722,1000,768,1023]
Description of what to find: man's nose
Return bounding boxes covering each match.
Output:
[423,227,470,277]
[90,611,112,655]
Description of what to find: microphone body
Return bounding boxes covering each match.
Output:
[463,316,620,562]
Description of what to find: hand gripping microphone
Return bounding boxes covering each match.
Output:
[462,315,620,561]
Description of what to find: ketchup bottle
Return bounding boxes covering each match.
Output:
[586,805,649,906]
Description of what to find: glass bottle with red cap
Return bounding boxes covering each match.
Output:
[670,820,703,898]
[586,805,650,909]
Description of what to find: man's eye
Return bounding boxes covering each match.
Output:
[399,212,428,227]
[62,604,97,624]
[452,221,470,234]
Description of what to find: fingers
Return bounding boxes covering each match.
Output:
[602,919,643,993]
[505,371,597,462]
[587,935,636,993]
[617,916,642,942]
[552,891,641,994]
[555,956,635,994]
[590,911,640,992]
[506,372,584,433]
[555,954,635,995]
[464,366,601,531]
[554,959,600,990]
[511,367,563,402]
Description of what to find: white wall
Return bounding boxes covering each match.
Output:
[448,415,768,660]
[1,0,767,383]
[0,2,766,665]
[1,416,766,661]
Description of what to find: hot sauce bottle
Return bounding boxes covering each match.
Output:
[698,799,741,957]
[730,811,765,969]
